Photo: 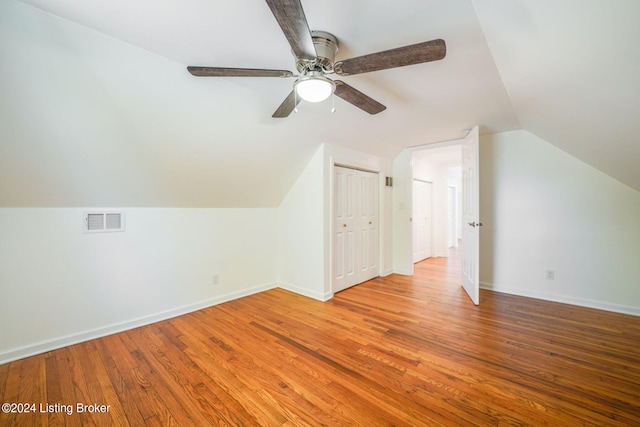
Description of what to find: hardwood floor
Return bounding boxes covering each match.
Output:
[2,251,639,426]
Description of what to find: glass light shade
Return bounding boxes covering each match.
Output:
[295,74,335,103]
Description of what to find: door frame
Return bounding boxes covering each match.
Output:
[393,136,475,279]
[447,185,457,248]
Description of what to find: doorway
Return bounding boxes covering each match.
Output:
[411,144,462,258]
[394,127,479,304]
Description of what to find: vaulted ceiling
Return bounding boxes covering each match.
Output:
[1,0,638,207]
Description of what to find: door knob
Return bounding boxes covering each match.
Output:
[342,224,347,227]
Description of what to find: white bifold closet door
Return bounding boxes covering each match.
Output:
[333,166,379,293]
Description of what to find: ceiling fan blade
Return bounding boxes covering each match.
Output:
[187,66,293,78]
[334,81,386,115]
[334,39,446,76]
[272,90,300,118]
[265,0,317,61]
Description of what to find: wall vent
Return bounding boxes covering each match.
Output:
[83,211,125,233]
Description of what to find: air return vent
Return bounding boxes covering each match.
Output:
[83,211,125,233]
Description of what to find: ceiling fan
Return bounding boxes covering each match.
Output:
[187,0,446,118]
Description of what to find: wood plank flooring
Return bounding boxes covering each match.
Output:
[1,252,639,426]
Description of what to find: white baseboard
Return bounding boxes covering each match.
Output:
[480,282,640,317]
[11,280,635,366]
[0,282,277,365]
[278,282,333,301]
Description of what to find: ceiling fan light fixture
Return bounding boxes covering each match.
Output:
[295,72,335,103]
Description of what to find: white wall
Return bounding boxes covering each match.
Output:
[277,145,327,300]
[0,208,278,363]
[479,130,640,315]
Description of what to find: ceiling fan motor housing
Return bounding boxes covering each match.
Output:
[296,31,338,74]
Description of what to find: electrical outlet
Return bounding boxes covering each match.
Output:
[546,270,555,280]
[212,274,219,285]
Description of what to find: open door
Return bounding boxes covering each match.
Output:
[461,126,480,305]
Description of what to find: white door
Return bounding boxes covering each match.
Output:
[358,171,379,282]
[334,166,357,292]
[412,180,432,263]
[333,166,379,292]
[461,126,480,305]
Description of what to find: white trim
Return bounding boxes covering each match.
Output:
[333,163,379,174]
[480,282,640,317]
[407,137,466,153]
[0,282,277,365]
[381,268,394,277]
[279,281,334,302]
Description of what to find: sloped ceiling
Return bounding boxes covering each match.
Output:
[0,0,637,207]
[473,0,640,192]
